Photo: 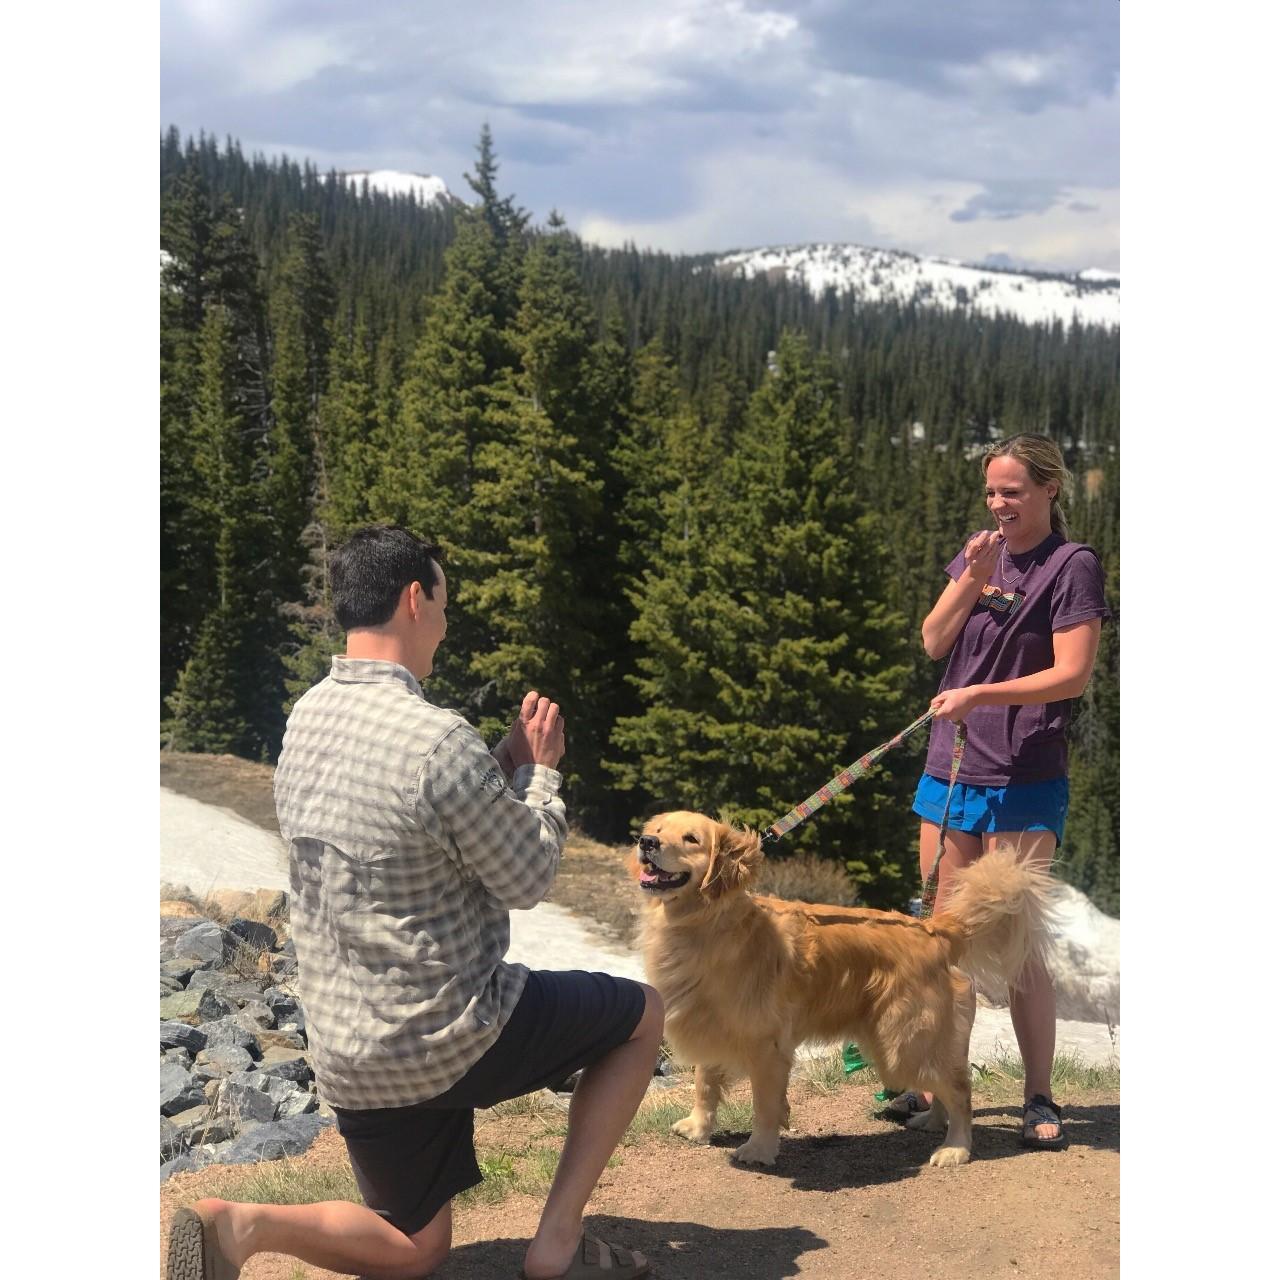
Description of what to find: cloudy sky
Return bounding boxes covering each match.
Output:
[160,0,1118,272]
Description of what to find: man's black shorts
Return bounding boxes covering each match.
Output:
[332,970,648,1236]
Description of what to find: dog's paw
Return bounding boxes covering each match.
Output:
[731,1135,780,1166]
[671,1115,712,1144]
[928,1144,971,1169]
[906,1107,947,1133]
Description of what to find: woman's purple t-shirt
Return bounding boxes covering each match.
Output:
[923,532,1111,787]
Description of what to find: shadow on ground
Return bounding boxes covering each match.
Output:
[439,1218,826,1279]
[703,1101,1120,1192]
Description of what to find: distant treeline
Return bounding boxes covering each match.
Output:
[159,126,1119,914]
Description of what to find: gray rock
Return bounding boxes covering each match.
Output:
[228,917,278,952]
[160,1062,206,1117]
[161,914,211,944]
[169,1103,237,1146]
[268,954,299,979]
[264,988,301,1023]
[160,1152,208,1182]
[276,1090,318,1119]
[196,988,235,1021]
[278,937,296,958]
[219,1113,333,1164]
[193,1044,254,1079]
[157,983,233,1023]
[257,1028,305,1052]
[187,970,269,1005]
[237,1000,275,1031]
[162,1048,194,1069]
[160,976,183,996]
[160,958,198,985]
[158,989,204,1022]
[201,1016,261,1058]
[257,1075,304,1113]
[175,921,234,965]
[160,1019,207,1053]
[259,1054,312,1086]
[160,1116,186,1164]
[216,1078,277,1125]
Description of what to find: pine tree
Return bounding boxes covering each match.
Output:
[166,305,260,752]
[316,323,380,537]
[160,170,268,703]
[463,221,615,818]
[612,332,917,905]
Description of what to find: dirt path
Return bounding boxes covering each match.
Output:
[160,1077,1119,1280]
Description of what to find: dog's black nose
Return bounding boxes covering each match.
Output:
[638,834,659,854]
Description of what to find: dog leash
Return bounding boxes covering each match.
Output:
[760,709,967,917]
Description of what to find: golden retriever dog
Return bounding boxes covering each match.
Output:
[631,811,1058,1169]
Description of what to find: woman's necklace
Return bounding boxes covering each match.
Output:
[998,541,1023,590]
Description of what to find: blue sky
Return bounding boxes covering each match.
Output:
[161,0,1118,272]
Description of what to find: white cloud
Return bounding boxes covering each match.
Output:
[161,0,1117,271]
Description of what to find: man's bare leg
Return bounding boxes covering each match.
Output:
[178,1196,452,1279]
[521,985,665,1279]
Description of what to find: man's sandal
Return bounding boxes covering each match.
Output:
[879,1090,929,1123]
[1021,1094,1066,1150]
[166,1206,240,1280]
[520,1234,649,1279]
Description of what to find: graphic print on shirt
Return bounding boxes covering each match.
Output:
[977,583,1026,615]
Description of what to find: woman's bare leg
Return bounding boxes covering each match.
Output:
[986,830,1061,1140]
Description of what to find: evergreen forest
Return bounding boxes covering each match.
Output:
[159,127,1120,915]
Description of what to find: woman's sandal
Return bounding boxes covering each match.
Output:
[879,1090,929,1123]
[1021,1094,1066,1149]
[520,1234,650,1279]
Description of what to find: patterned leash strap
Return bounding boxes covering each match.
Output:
[919,721,967,919]
[762,708,937,843]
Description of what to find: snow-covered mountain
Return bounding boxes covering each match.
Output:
[714,243,1119,329]
[333,169,455,206]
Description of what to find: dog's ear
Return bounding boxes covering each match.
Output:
[699,823,763,898]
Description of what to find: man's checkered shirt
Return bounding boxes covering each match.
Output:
[273,657,567,1110]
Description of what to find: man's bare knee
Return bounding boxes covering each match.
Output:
[631,983,664,1045]
[400,1205,451,1277]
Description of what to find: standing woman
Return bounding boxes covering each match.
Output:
[888,434,1111,1148]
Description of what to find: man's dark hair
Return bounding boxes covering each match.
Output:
[330,525,444,631]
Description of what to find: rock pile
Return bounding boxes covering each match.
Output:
[159,900,332,1182]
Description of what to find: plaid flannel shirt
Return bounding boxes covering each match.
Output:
[273,657,566,1109]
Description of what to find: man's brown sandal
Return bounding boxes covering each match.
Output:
[520,1233,650,1279]
[166,1206,240,1280]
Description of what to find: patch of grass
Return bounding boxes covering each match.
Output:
[799,1050,850,1095]
[197,1159,362,1206]
[716,1097,756,1134]
[624,1092,693,1142]
[457,1153,519,1206]
[757,853,859,906]
[488,1091,561,1121]
[624,1088,757,1144]
[515,1144,563,1197]
[972,1048,1120,1100]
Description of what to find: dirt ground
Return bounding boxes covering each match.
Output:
[158,752,1120,1279]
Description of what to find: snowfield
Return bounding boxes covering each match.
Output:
[716,243,1120,329]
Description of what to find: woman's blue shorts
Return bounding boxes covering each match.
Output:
[912,773,1069,845]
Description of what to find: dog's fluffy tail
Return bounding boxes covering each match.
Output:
[933,843,1060,990]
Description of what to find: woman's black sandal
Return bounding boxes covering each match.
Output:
[1021,1094,1066,1149]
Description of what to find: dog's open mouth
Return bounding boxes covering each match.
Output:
[637,851,692,892]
